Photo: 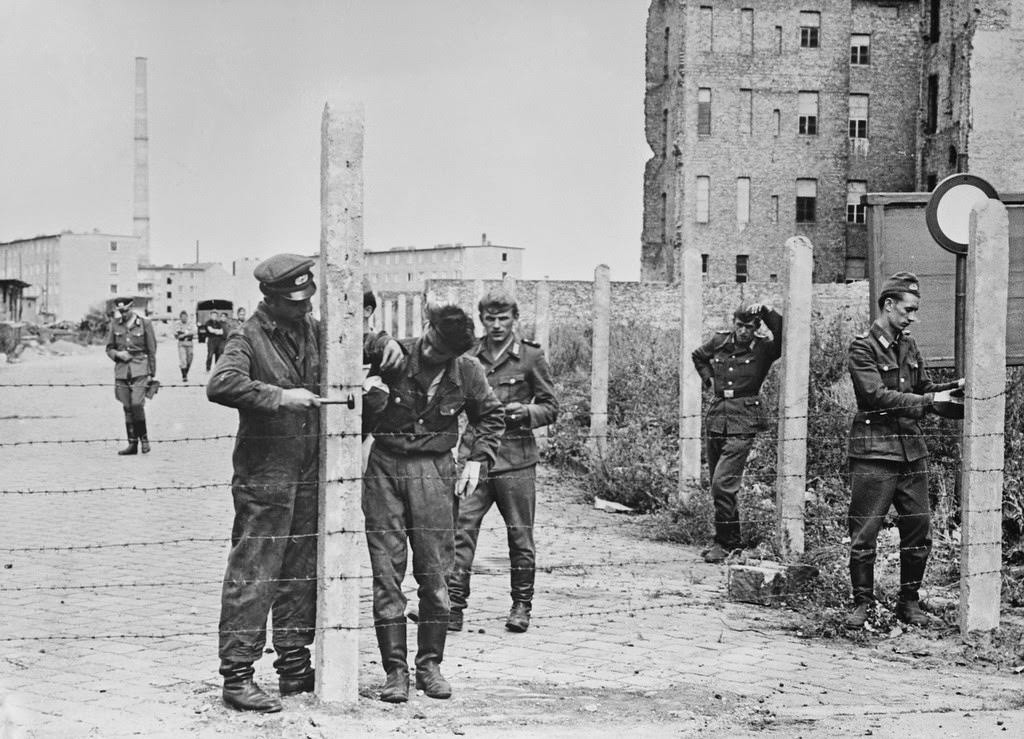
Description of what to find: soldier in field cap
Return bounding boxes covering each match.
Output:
[207,253,323,713]
[844,271,964,630]
[105,295,157,455]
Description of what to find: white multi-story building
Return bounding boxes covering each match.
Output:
[138,262,234,320]
[366,235,523,295]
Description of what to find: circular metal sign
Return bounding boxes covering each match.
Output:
[925,174,999,255]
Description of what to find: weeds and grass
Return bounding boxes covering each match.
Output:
[542,316,1024,646]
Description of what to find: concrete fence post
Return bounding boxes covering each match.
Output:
[678,245,703,505]
[534,280,551,349]
[382,297,394,338]
[396,293,407,339]
[411,293,423,337]
[959,198,1009,635]
[316,100,364,703]
[502,273,517,298]
[589,265,611,458]
[473,279,485,335]
[775,236,813,555]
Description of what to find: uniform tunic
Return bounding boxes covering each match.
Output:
[207,303,320,662]
[846,320,958,604]
[105,311,157,409]
[691,309,783,549]
[450,336,559,612]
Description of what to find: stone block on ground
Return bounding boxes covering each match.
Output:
[727,560,819,607]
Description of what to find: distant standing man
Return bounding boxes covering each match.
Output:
[845,272,963,629]
[447,289,558,634]
[207,255,322,714]
[174,310,196,381]
[106,296,157,455]
[692,303,783,563]
[364,304,504,703]
[205,311,226,371]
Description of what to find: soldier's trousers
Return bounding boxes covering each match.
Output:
[706,432,755,549]
[363,444,457,629]
[218,466,318,663]
[449,465,537,612]
[848,457,931,605]
[177,343,194,372]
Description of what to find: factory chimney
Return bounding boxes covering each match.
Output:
[133,57,150,264]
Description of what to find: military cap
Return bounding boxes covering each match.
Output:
[254,254,317,301]
[879,271,920,299]
[112,296,134,309]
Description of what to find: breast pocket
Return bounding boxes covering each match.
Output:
[879,364,900,391]
[496,374,528,403]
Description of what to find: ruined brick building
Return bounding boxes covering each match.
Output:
[642,0,1024,284]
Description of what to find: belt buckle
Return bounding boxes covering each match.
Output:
[723,389,735,399]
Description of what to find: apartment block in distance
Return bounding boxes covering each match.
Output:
[366,234,523,295]
[0,232,143,322]
[138,262,234,320]
[644,0,924,284]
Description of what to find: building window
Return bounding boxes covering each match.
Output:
[929,0,940,43]
[699,6,714,52]
[701,253,709,278]
[799,11,820,48]
[167,277,173,285]
[796,179,817,223]
[739,88,752,134]
[110,262,119,275]
[166,306,173,313]
[660,192,668,240]
[736,177,750,224]
[735,255,749,283]
[697,88,712,135]
[846,181,867,224]
[662,108,670,155]
[407,273,412,282]
[849,94,868,138]
[110,284,118,294]
[740,8,754,53]
[798,91,818,135]
[166,291,172,299]
[926,173,937,191]
[696,176,710,223]
[501,252,508,262]
[850,34,870,65]
[109,240,118,252]
[926,74,939,133]
[775,25,782,54]
[771,195,779,224]
[773,109,781,136]
[663,27,670,79]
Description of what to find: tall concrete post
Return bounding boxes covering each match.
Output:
[677,245,703,505]
[396,293,407,339]
[383,298,394,338]
[133,57,151,264]
[775,236,813,555]
[502,273,517,298]
[959,198,1009,635]
[534,280,551,348]
[317,100,364,703]
[589,265,611,458]
[473,279,486,335]
[411,293,423,337]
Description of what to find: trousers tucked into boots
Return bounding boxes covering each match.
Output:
[274,646,315,696]
[219,660,282,713]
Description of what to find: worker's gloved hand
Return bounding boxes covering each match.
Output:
[380,339,404,372]
[932,388,964,405]
[280,387,322,409]
[455,460,481,499]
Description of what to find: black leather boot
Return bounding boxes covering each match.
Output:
[846,557,875,629]
[447,568,470,632]
[117,422,138,455]
[135,418,151,454]
[415,613,451,699]
[505,601,532,633]
[220,661,282,713]
[274,646,315,697]
[376,618,409,703]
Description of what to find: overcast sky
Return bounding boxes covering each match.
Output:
[0,0,650,281]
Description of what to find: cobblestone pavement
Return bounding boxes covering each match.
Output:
[1,341,1022,737]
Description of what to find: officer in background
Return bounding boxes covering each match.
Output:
[447,289,558,634]
[207,254,323,713]
[363,304,504,703]
[105,296,157,455]
[204,311,227,371]
[845,272,963,629]
[692,303,783,563]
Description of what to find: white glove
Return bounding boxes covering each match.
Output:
[932,389,964,405]
[455,460,481,499]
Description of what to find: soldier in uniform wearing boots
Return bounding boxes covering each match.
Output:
[691,303,783,563]
[363,304,504,703]
[106,296,157,455]
[844,272,963,629]
[447,289,558,634]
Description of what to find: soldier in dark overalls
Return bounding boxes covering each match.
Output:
[364,304,504,703]
[105,296,157,455]
[845,272,963,629]
[692,303,783,563]
[207,254,323,714]
[447,289,558,634]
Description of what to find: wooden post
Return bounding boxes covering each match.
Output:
[411,293,423,337]
[589,265,610,458]
[678,245,702,505]
[959,198,1008,635]
[396,293,407,339]
[534,280,551,348]
[775,236,812,555]
[317,100,364,703]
